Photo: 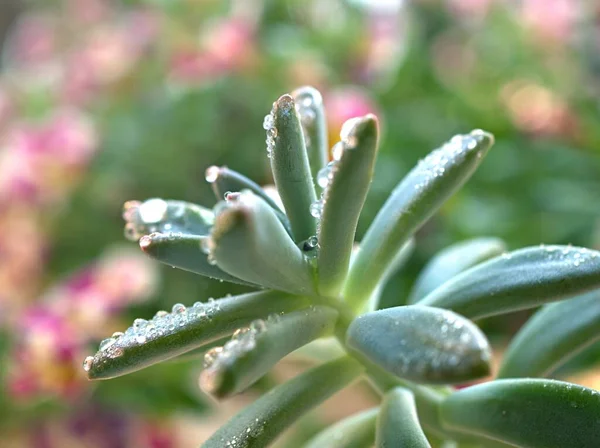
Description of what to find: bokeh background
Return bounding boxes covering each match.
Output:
[1,0,600,446]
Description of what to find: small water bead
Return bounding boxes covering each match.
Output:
[112,331,124,338]
[305,235,318,249]
[309,200,323,218]
[262,113,274,130]
[138,198,168,224]
[122,200,141,221]
[133,318,148,330]
[205,165,220,183]
[267,313,281,324]
[136,335,147,344]
[99,338,116,351]
[124,223,141,241]
[200,237,214,255]
[172,303,186,314]
[83,356,94,372]
[332,142,344,161]
[340,117,361,146]
[204,347,223,369]
[316,162,336,189]
[224,191,241,201]
[155,310,168,318]
[250,319,267,334]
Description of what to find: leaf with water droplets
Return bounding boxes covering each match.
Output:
[84,291,311,380]
[204,165,291,234]
[419,245,600,319]
[498,289,600,379]
[210,190,315,294]
[408,237,506,304]
[377,388,432,448]
[269,94,318,243]
[440,379,600,448]
[123,199,214,241]
[344,130,494,311]
[291,86,329,184]
[317,115,379,297]
[305,408,378,448]
[138,232,256,286]
[200,306,338,398]
[202,357,364,448]
[346,305,491,384]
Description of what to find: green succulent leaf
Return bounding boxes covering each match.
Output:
[304,408,378,448]
[210,191,315,294]
[377,388,431,448]
[440,379,600,448]
[84,291,311,380]
[199,306,339,398]
[138,232,256,286]
[291,86,329,182]
[317,115,379,297]
[419,245,600,319]
[344,130,494,311]
[346,305,491,384]
[498,289,600,378]
[408,237,506,304]
[204,165,291,233]
[268,93,318,243]
[202,357,364,448]
[123,198,214,241]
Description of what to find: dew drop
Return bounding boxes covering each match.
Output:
[172,303,186,314]
[200,237,214,255]
[332,142,344,161]
[112,331,124,338]
[309,200,323,218]
[138,199,168,224]
[99,338,116,351]
[83,356,94,372]
[250,319,267,334]
[262,114,274,130]
[133,318,148,330]
[136,335,147,344]
[340,117,361,146]
[205,166,220,183]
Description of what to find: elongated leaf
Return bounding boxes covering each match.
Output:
[292,86,329,182]
[200,306,338,398]
[419,245,600,319]
[268,94,317,243]
[317,115,379,297]
[204,165,290,232]
[344,130,494,310]
[377,388,431,448]
[123,199,214,241]
[408,237,506,304]
[440,379,600,448]
[210,191,315,294]
[138,232,256,286]
[346,305,491,384]
[84,291,311,380]
[498,289,600,378]
[305,408,378,448]
[202,357,364,448]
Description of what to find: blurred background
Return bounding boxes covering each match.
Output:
[1,0,600,446]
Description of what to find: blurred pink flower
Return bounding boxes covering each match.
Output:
[521,0,581,45]
[7,13,58,68]
[325,87,380,150]
[7,247,157,401]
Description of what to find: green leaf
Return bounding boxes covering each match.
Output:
[268,94,318,243]
[440,379,600,448]
[204,165,290,233]
[419,245,600,319]
[202,357,364,448]
[138,232,256,286]
[84,291,311,380]
[346,305,491,384]
[291,86,329,183]
[123,198,214,241]
[408,238,506,304]
[344,130,494,311]
[377,388,431,448]
[498,289,600,378]
[305,408,378,448]
[317,115,379,297]
[210,191,315,294]
[199,306,339,398]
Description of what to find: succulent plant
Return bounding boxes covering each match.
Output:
[84,87,600,448]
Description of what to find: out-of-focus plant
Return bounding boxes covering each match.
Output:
[86,87,600,447]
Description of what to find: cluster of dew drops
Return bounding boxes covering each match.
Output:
[501,244,600,268]
[83,299,222,373]
[200,314,280,393]
[413,129,487,192]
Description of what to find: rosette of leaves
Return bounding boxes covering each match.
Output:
[84,87,600,448]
